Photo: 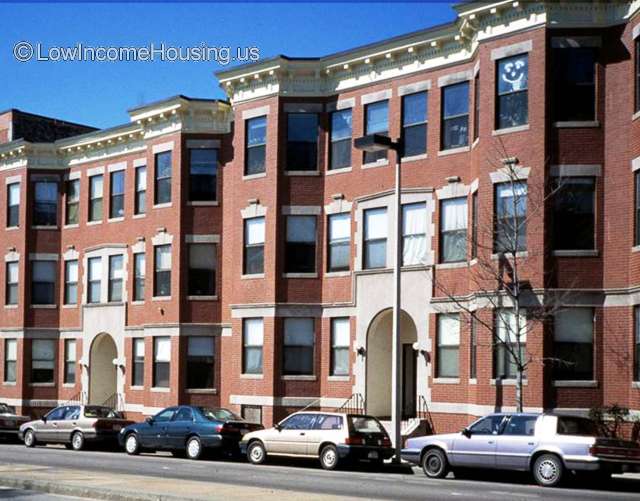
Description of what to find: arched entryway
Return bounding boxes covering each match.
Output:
[89,333,117,405]
[365,309,418,419]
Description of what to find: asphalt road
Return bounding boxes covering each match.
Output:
[1,444,639,501]
[0,485,80,500]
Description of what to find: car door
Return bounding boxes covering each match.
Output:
[495,415,539,470]
[167,407,194,449]
[450,415,506,468]
[306,414,343,456]
[58,406,81,443]
[140,408,176,449]
[266,414,316,455]
[39,407,67,442]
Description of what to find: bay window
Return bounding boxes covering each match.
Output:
[553,47,596,122]
[402,92,427,157]
[31,260,56,305]
[283,318,314,376]
[330,317,350,376]
[494,309,527,380]
[7,182,19,228]
[154,245,171,297]
[33,180,58,227]
[31,339,55,383]
[188,244,216,296]
[440,198,468,263]
[65,179,79,225]
[189,148,217,201]
[245,116,266,175]
[553,308,594,381]
[243,217,265,275]
[64,260,78,305]
[154,151,172,205]
[108,255,123,302]
[87,257,101,303]
[329,109,352,170]
[363,208,387,269]
[5,262,18,306]
[186,337,214,389]
[285,215,316,274]
[553,177,595,251]
[364,100,389,164]
[327,213,350,272]
[436,314,460,378]
[441,82,469,150]
[494,182,527,253]
[286,113,318,171]
[153,337,170,388]
[242,318,263,375]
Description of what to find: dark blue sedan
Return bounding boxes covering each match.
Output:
[118,406,262,460]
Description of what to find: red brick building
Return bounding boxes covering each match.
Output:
[1,1,640,435]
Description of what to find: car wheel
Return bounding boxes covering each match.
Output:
[71,431,85,451]
[125,433,140,455]
[320,444,339,470]
[532,454,564,487]
[421,448,449,479]
[186,437,202,460]
[247,441,267,465]
[23,429,36,448]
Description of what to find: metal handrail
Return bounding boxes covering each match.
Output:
[337,393,366,415]
[418,395,435,435]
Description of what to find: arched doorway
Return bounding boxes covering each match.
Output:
[89,333,117,405]
[366,309,418,418]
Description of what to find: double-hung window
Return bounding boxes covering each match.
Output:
[154,151,172,205]
[31,339,55,383]
[471,192,479,259]
[188,244,216,296]
[4,339,16,383]
[402,203,427,266]
[329,109,352,170]
[363,208,387,269]
[64,260,78,305]
[133,253,145,301]
[473,73,480,140]
[441,82,469,150]
[154,245,171,297]
[243,217,265,275]
[553,309,594,381]
[327,213,351,272]
[636,38,640,114]
[440,198,468,263]
[31,260,56,305]
[496,54,529,129]
[553,177,595,251]
[364,100,389,164]
[186,337,214,389]
[635,307,640,382]
[245,116,267,175]
[108,255,124,302]
[470,318,477,379]
[64,339,76,384]
[134,166,146,215]
[87,257,101,303]
[132,338,145,386]
[283,318,315,376]
[330,317,350,376]
[636,173,640,247]
[153,337,170,387]
[494,309,526,380]
[33,181,58,227]
[285,215,316,274]
[437,314,460,378]
[242,318,263,375]
[88,175,103,222]
[109,170,125,219]
[286,113,318,171]
[7,182,20,228]
[494,182,527,253]
[5,262,18,306]
[189,148,217,201]
[553,47,596,122]
[402,92,427,157]
[65,179,79,225]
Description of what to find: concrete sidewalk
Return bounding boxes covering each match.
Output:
[0,463,358,501]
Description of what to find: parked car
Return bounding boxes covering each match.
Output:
[402,412,640,487]
[118,406,262,460]
[241,411,393,470]
[19,405,132,450]
[0,403,29,442]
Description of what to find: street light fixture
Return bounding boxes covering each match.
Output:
[353,133,403,464]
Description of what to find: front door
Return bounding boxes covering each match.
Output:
[450,415,506,468]
[402,344,416,419]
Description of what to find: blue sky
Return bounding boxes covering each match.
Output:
[0,2,456,128]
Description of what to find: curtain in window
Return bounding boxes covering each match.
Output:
[6,339,17,361]
[8,183,20,205]
[88,258,102,281]
[402,203,427,265]
[441,198,468,262]
[331,318,350,376]
[156,246,172,270]
[154,337,171,362]
[245,217,265,244]
[7,262,19,283]
[437,314,460,378]
[136,167,147,190]
[90,176,103,199]
[365,208,387,239]
[243,318,264,374]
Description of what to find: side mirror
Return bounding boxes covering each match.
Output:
[145,417,154,425]
[462,427,471,438]
[274,423,282,432]
[42,416,47,423]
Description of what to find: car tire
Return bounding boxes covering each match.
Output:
[320,444,339,470]
[71,431,85,451]
[124,433,140,456]
[247,441,267,465]
[421,448,449,479]
[532,453,564,487]
[23,429,36,448]
[185,436,203,460]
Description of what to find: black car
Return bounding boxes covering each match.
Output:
[118,406,262,460]
[0,403,29,442]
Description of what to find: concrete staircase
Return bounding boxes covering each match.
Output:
[379,418,430,444]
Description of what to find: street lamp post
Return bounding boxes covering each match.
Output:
[354,133,403,463]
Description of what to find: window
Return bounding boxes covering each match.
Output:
[286,113,318,171]
[7,182,19,228]
[109,170,125,219]
[402,92,427,157]
[364,100,389,163]
[281,413,317,430]
[316,415,344,430]
[441,82,469,150]
[87,257,101,303]
[329,109,352,170]
[494,182,527,253]
[436,314,460,378]
[503,415,537,436]
[133,253,145,302]
[245,116,266,175]
[189,148,217,201]
[327,213,350,272]
[403,203,427,266]
[553,177,595,251]
[153,337,170,387]
[33,180,58,226]
[242,318,263,375]
[65,179,79,225]
[108,255,124,302]
[283,318,315,376]
[4,339,16,383]
[440,198,468,263]
[154,151,172,205]
[188,244,216,296]
[132,338,145,387]
[330,317,350,376]
[31,339,55,383]
[64,339,76,385]
[473,73,480,141]
[553,47,596,122]
[470,317,477,379]
[153,408,175,422]
[174,407,194,422]
[88,175,103,222]
[494,309,527,380]
[64,260,78,305]
[553,308,594,381]
[636,173,640,247]
[154,245,171,297]
[31,260,56,305]
[471,192,478,260]
[187,337,214,389]
[241,405,262,425]
[496,54,529,129]
[134,166,146,215]
[636,38,640,113]
[636,307,640,382]
[363,208,387,269]
[243,217,265,275]
[285,215,316,273]
[5,262,18,306]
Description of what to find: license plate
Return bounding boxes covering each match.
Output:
[113,425,122,431]
[368,451,378,459]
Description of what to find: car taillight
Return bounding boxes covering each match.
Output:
[345,436,364,445]
[381,437,392,447]
[214,423,224,433]
[590,445,640,459]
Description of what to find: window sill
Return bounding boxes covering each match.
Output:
[240,374,263,380]
[108,217,124,223]
[5,226,19,231]
[490,379,528,386]
[362,159,389,169]
[284,170,320,177]
[491,251,528,260]
[243,172,267,181]
[553,380,597,388]
[63,224,79,229]
[30,304,57,309]
[62,383,76,388]
[152,296,172,302]
[401,153,427,163]
[633,110,640,122]
[187,295,218,301]
[132,213,146,219]
[2,382,16,386]
[433,378,460,385]
[153,203,172,209]
[492,124,530,136]
[438,145,470,157]
[283,273,318,279]
[130,385,144,391]
[553,120,600,129]
[325,271,351,278]
[186,388,217,394]
[32,226,59,230]
[86,221,102,226]
[552,250,599,257]
[325,166,352,176]
[29,383,55,387]
[328,375,350,382]
[130,301,145,306]
[281,375,316,381]
[62,304,77,309]
[241,273,264,280]
[435,261,468,270]
[187,201,219,207]
[632,245,640,254]
[469,378,477,385]
[632,382,640,389]
[4,305,18,309]
[151,387,170,393]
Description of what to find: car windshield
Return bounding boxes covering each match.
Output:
[557,416,598,436]
[200,408,243,422]
[0,403,15,415]
[84,406,120,419]
[349,415,385,434]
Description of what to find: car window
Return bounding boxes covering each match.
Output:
[469,415,505,435]
[65,406,81,420]
[173,407,194,422]
[503,416,537,436]
[46,407,67,421]
[0,403,15,415]
[349,416,386,434]
[84,406,117,418]
[154,408,176,422]
[200,408,243,421]
[280,414,316,430]
[315,415,343,430]
[557,416,597,436]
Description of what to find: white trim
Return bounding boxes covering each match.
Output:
[437,69,472,87]
[326,98,355,112]
[398,80,431,96]
[151,141,174,154]
[284,170,320,177]
[325,166,352,176]
[4,251,19,262]
[552,250,599,258]
[492,124,530,136]
[360,89,392,105]
[490,39,532,60]
[242,106,270,120]
[633,23,640,40]
[64,171,81,181]
[5,175,21,184]
[107,161,126,173]
[551,164,602,177]
[429,401,543,416]
[432,378,460,385]
[87,166,105,177]
[229,394,346,408]
[437,146,470,157]
[324,198,353,215]
[243,172,267,181]
[489,166,530,183]
[282,205,321,216]
[151,231,173,246]
[436,182,471,200]
[553,120,600,128]
[185,234,220,244]
[133,158,146,167]
[632,156,640,173]
[283,273,318,279]
[241,202,267,219]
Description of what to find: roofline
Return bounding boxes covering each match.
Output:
[127,94,229,114]
[0,108,98,131]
